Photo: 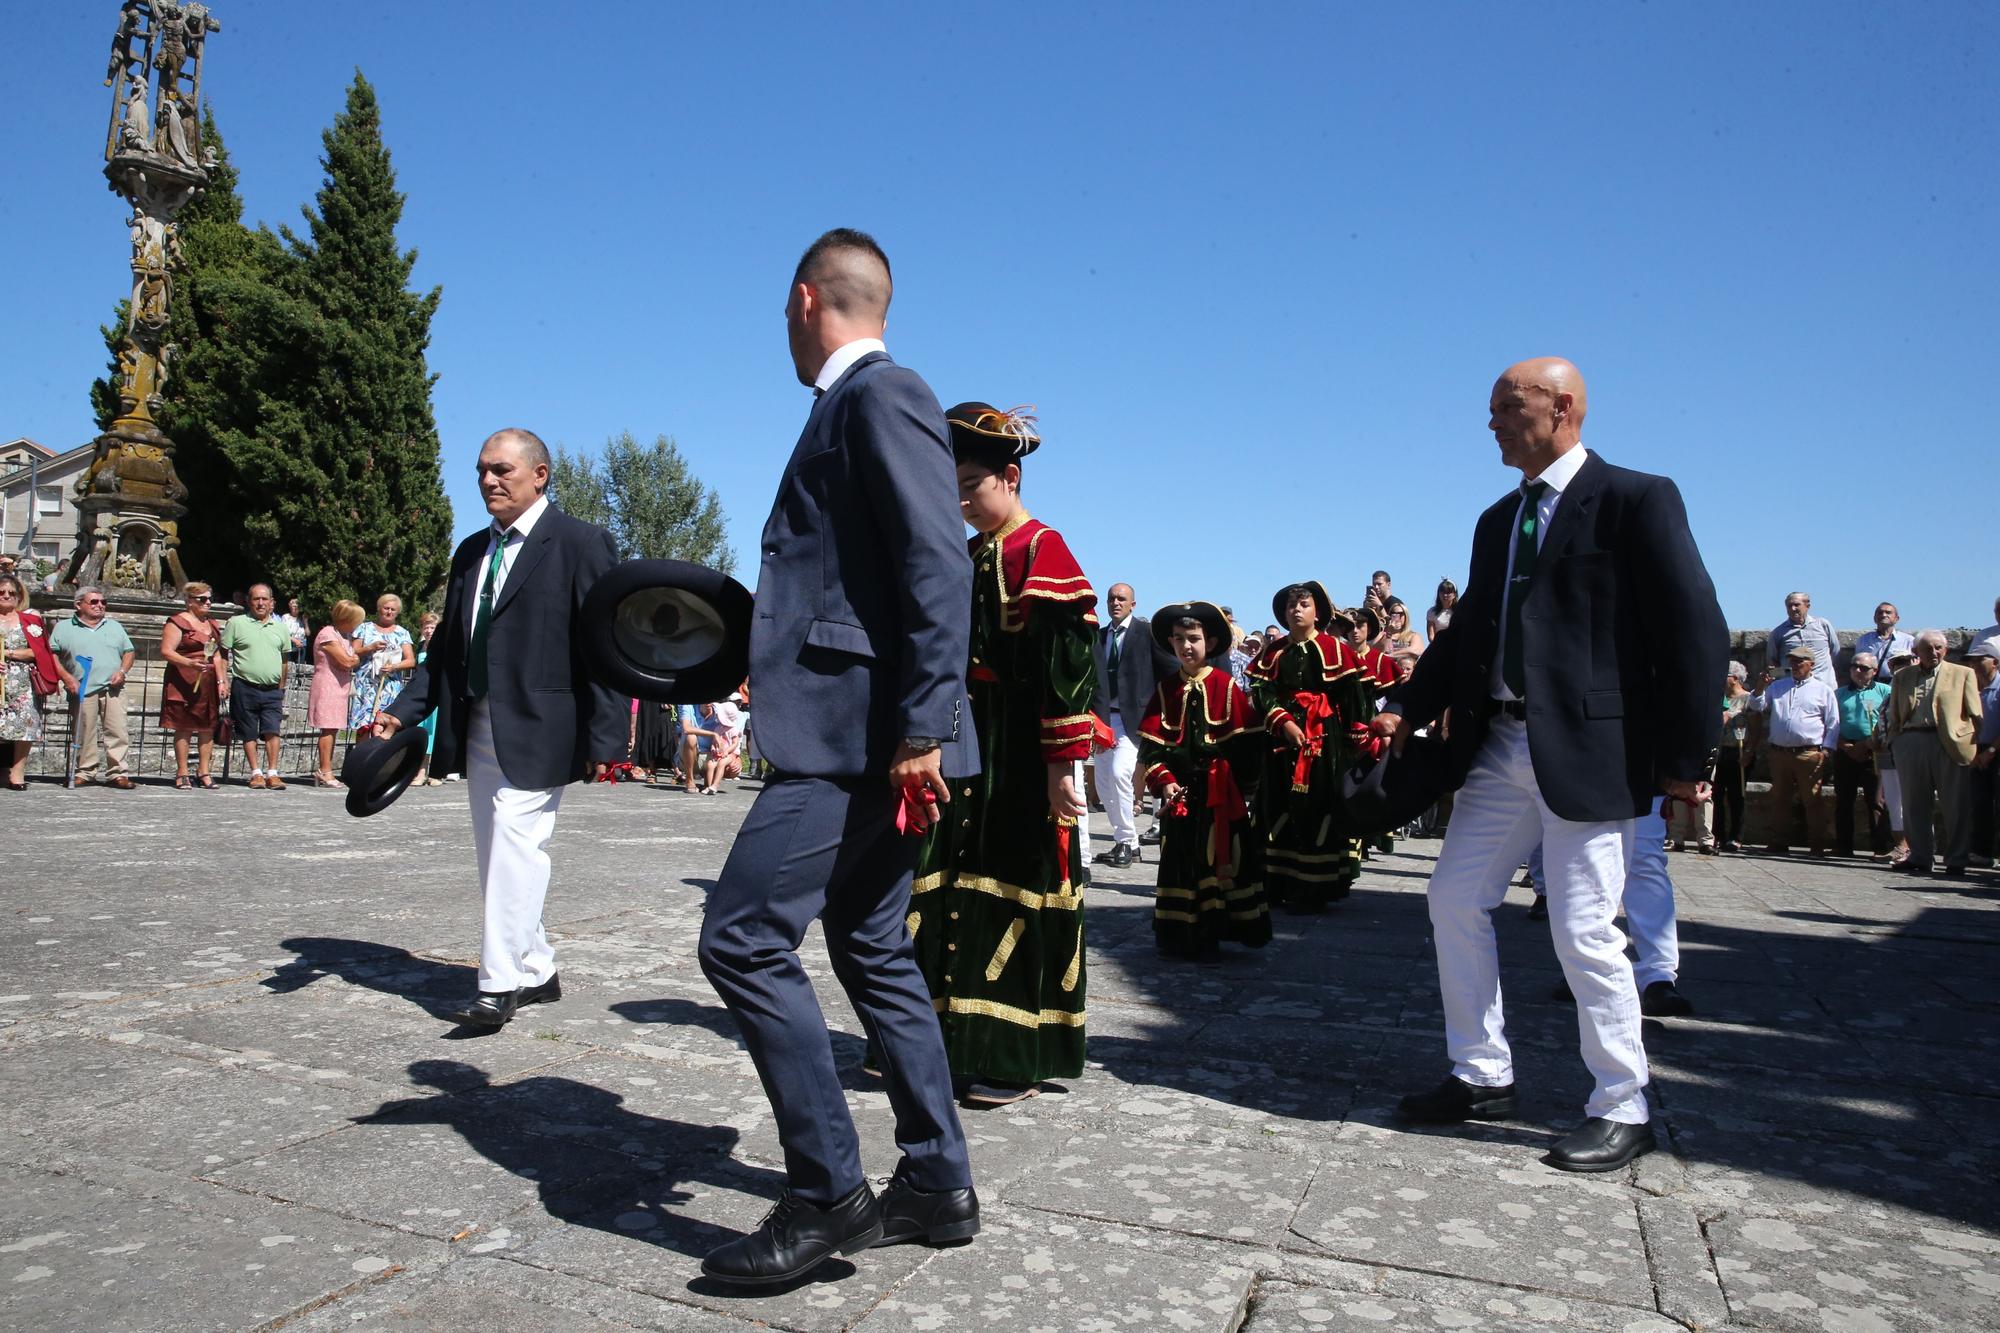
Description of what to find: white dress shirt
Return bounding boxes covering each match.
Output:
[1746,675,1840,749]
[469,493,550,642]
[1490,444,1591,701]
[814,338,887,395]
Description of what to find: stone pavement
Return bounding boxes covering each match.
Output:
[3,778,1997,1332]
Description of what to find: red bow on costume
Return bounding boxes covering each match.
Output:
[1207,758,1247,878]
[1348,720,1388,762]
[1290,692,1333,792]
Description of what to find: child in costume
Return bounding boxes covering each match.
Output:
[1249,582,1380,911]
[1339,605,1405,862]
[908,403,1100,1106]
[1138,601,1271,961]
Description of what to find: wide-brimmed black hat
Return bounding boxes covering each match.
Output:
[946,402,1040,465]
[1339,731,1452,839]
[1149,600,1231,657]
[342,724,432,818]
[1271,580,1333,632]
[580,559,754,704]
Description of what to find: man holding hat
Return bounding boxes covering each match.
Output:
[1883,630,1984,876]
[695,229,979,1287]
[375,427,625,1027]
[1746,644,1841,857]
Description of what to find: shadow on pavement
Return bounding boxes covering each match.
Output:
[265,935,478,1022]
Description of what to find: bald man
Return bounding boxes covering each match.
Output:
[380,428,625,1028]
[1374,358,1727,1172]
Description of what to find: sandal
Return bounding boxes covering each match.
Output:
[313,772,346,789]
[175,775,192,790]
[198,774,216,790]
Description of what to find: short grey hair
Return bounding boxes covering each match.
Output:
[1852,651,1878,667]
[1726,660,1748,681]
[1785,590,1811,605]
[1916,628,1949,651]
[72,583,104,605]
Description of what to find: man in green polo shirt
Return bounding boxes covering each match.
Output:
[48,584,138,789]
[219,583,293,789]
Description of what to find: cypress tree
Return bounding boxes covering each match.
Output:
[283,71,452,613]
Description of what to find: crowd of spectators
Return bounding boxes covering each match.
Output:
[0,555,1993,876]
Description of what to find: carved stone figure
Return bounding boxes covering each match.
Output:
[106,1,143,87]
[157,90,201,169]
[119,76,152,153]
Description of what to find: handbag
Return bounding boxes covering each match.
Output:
[21,614,58,697]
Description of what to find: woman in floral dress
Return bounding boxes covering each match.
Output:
[348,593,416,731]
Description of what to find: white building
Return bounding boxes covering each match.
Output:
[1,436,93,576]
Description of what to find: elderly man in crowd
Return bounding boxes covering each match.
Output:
[1854,603,1913,683]
[1971,597,2000,662]
[1746,645,1840,857]
[1968,647,2000,869]
[1767,591,1839,688]
[220,584,294,789]
[1885,630,1984,877]
[1833,650,1893,856]
[48,584,137,789]
[1092,582,1167,868]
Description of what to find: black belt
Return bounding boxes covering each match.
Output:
[1487,698,1528,721]
[1772,744,1825,753]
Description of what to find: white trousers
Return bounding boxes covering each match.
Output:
[1877,768,1904,832]
[1094,713,1139,849]
[1429,716,1649,1123]
[1529,806,1680,988]
[467,703,565,993]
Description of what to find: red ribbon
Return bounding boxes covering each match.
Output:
[895,784,938,836]
[1291,692,1333,791]
[1207,757,1247,878]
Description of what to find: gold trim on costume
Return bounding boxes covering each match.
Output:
[1061,934,1083,992]
[955,874,1083,912]
[985,918,1026,981]
[944,996,1087,1028]
[906,910,922,938]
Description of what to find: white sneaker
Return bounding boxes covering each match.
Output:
[443,773,462,782]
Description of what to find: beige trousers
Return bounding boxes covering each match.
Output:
[73,685,131,779]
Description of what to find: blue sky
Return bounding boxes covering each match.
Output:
[8,2,1995,633]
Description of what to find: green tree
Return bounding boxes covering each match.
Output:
[549,446,613,528]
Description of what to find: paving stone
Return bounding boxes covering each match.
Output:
[1241,1280,1681,1332]
[0,1162,437,1333]
[863,1208,1255,1330]
[1708,1212,2000,1332]
[1291,1158,1653,1306]
[1005,1130,1312,1244]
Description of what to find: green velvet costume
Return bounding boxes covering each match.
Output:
[1248,631,1378,908]
[910,514,1099,1085]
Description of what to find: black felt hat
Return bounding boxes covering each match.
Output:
[1338,731,1453,839]
[1271,580,1333,632]
[946,402,1040,465]
[341,724,432,818]
[1149,600,1231,658]
[580,559,754,704]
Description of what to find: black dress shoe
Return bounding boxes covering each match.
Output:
[1138,823,1162,846]
[1102,843,1135,869]
[451,973,561,1027]
[1526,896,1547,921]
[1397,1075,1517,1124]
[1640,980,1693,1017]
[700,1183,881,1287]
[452,990,522,1027]
[1544,1117,1655,1172]
[875,1165,980,1246]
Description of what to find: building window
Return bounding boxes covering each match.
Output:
[36,486,62,516]
[32,541,60,562]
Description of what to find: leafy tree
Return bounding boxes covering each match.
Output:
[553,432,735,573]
[549,446,613,528]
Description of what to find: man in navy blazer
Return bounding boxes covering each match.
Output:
[1374,358,1726,1173]
[379,428,625,1028]
[698,230,980,1287]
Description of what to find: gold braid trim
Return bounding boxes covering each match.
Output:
[912,872,946,895]
[954,874,1083,912]
[984,918,1027,981]
[905,910,922,938]
[1061,933,1083,992]
[944,996,1086,1028]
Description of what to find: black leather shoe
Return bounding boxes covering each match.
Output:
[700,1183,881,1287]
[1138,823,1162,846]
[1640,980,1693,1017]
[1544,1117,1655,1172]
[452,990,521,1027]
[1525,896,1547,921]
[1103,843,1135,868]
[518,972,563,1008]
[875,1165,980,1247]
[1397,1075,1517,1124]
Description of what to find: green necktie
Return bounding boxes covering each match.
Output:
[1501,480,1549,699]
[1106,623,1122,679]
[467,528,513,699]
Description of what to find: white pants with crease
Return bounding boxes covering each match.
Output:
[1529,807,1680,988]
[1429,715,1649,1123]
[1094,712,1139,849]
[467,703,565,993]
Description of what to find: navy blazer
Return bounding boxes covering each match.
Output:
[1390,451,1728,822]
[1092,615,1172,727]
[388,504,626,790]
[748,351,977,779]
